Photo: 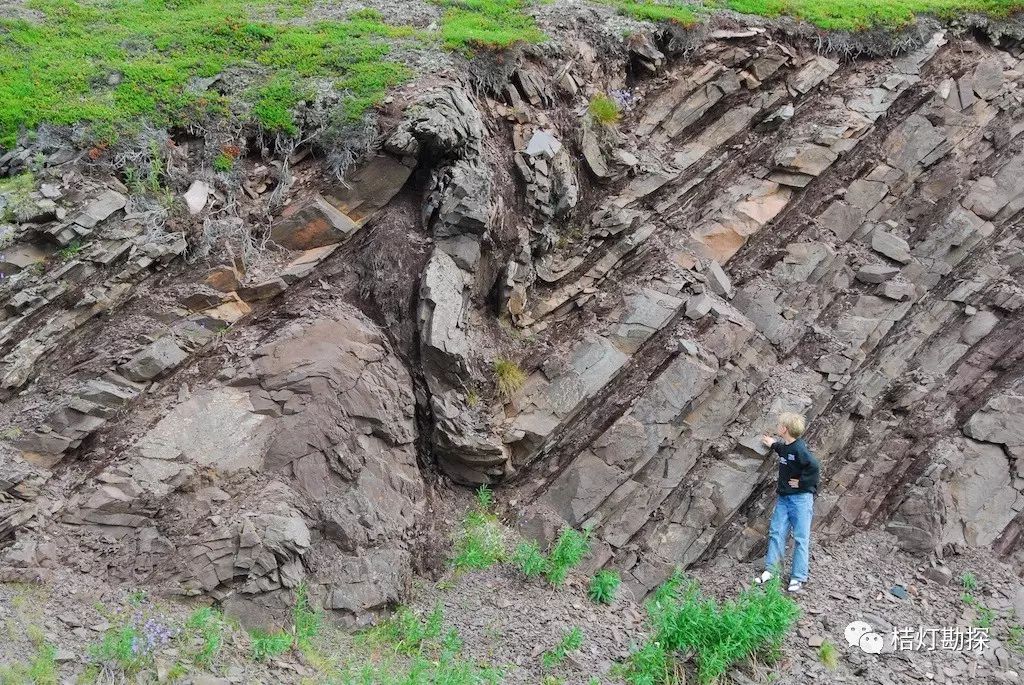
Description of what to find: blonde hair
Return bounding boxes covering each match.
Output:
[779,412,806,438]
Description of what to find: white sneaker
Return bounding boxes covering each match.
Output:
[754,571,773,585]
[787,579,805,593]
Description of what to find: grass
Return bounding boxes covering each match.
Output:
[249,582,322,661]
[513,540,547,578]
[475,484,494,510]
[961,571,979,590]
[718,0,1024,31]
[493,357,527,401]
[2,2,1022,149]
[436,0,544,52]
[1009,625,1024,655]
[588,570,621,604]
[0,172,35,222]
[544,527,591,586]
[617,641,678,685]
[293,583,323,650]
[0,2,416,147]
[542,627,584,669]
[622,570,800,685]
[604,1,698,25]
[346,605,503,684]
[89,624,151,674]
[213,151,235,173]
[0,642,57,685]
[57,239,84,261]
[365,605,445,656]
[818,640,839,670]
[451,510,507,571]
[250,630,293,661]
[183,606,228,667]
[960,590,994,628]
[588,93,622,126]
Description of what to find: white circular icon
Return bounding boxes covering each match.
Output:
[845,620,873,647]
[860,631,885,654]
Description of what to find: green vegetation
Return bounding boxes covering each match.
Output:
[475,484,495,510]
[493,357,527,401]
[451,509,506,571]
[250,630,293,661]
[588,569,621,604]
[818,639,839,670]
[605,0,698,25]
[1009,625,1024,655]
[0,642,57,685]
[89,624,151,674]
[960,591,994,629]
[974,603,996,629]
[544,527,591,586]
[719,0,1024,31]
[341,605,502,684]
[0,2,416,147]
[436,0,544,52]
[213,151,235,173]
[365,605,445,655]
[3,1,1022,148]
[57,239,84,262]
[183,606,228,667]
[588,93,622,126]
[961,571,979,590]
[249,582,322,661]
[622,570,799,685]
[542,627,584,669]
[0,172,35,222]
[293,583,323,650]
[513,540,547,577]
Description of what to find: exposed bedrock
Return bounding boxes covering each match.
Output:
[9,308,423,627]
[3,20,1024,617]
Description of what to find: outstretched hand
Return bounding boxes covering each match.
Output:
[761,434,776,448]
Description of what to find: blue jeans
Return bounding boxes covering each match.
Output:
[765,493,814,582]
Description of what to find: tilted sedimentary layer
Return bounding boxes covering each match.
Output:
[0,18,1022,625]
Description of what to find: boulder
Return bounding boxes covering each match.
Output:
[871,230,912,264]
[183,180,211,215]
[272,155,413,250]
[964,392,1024,461]
[855,263,900,284]
[65,308,423,622]
[72,189,127,229]
[960,310,998,345]
[119,337,189,382]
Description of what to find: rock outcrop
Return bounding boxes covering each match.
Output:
[2,14,1024,622]
[12,308,423,626]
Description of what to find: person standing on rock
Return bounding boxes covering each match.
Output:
[754,412,820,594]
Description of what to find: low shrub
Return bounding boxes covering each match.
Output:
[588,94,621,125]
[588,570,621,604]
[542,627,584,669]
[629,570,800,684]
[544,527,591,586]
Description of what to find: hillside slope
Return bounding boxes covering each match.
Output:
[1,1,1024,683]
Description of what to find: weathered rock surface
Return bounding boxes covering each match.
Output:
[26,308,423,625]
[2,19,1024,634]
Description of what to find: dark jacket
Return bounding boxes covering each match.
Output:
[772,438,820,496]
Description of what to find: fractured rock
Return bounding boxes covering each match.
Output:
[183,180,211,215]
[856,263,900,284]
[72,189,127,229]
[119,337,189,382]
[871,230,912,264]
